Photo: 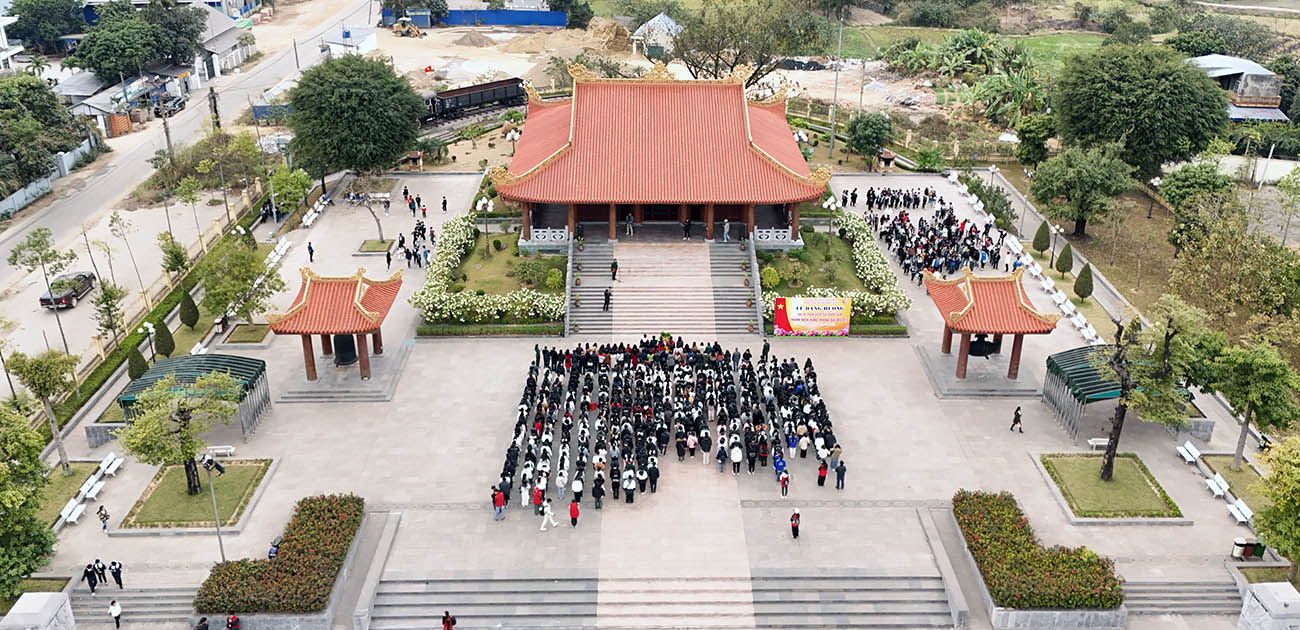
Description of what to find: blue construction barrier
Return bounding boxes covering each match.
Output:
[252,104,292,120]
[439,9,566,26]
[407,8,432,27]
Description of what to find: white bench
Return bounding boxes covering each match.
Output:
[1052,291,1068,306]
[65,503,87,525]
[1008,239,1024,254]
[1177,440,1202,464]
[58,498,78,523]
[97,452,116,473]
[85,480,106,501]
[1206,472,1229,498]
[190,342,208,355]
[207,445,236,457]
[1060,300,1076,316]
[1041,276,1056,293]
[1072,313,1087,329]
[1028,263,1044,278]
[1083,324,1098,342]
[77,476,97,499]
[1228,498,1254,524]
[104,456,124,477]
[1087,437,1108,450]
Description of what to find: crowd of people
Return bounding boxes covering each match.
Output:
[490,338,848,529]
[862,187,1011,286]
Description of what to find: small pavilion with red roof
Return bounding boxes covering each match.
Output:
[923,268,1060,380]
[266,268,402,381]
[491,62,830,245]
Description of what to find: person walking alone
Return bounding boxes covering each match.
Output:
[1009,406,1023,433]
[625,212,634,236]
[779,470,790,497]
[441,196,447,213]
[97,506,110,532]
[307,242,314,263]
[603,287,612,312]
[835,460,847,490]
[539,499,560,531]
[108,600,122,629]
[682,218,691,240]
[722,218,730,242]
[790,508,800,539]
[441,611,455,630]
[610,258,618,281]
[491,486,505,521]
[569,500,580,527]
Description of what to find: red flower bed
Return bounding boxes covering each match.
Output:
[194,494,364,613]
[952,490,1123,609]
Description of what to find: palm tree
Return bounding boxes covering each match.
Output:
[458,124,485,149]
[26,55,50,78]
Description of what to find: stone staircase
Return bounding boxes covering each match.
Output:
[568,242,757,337]
[69,585,196,626]
[1123,578,1242,615]
[368,572,952,629]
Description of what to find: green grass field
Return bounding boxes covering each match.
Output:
[0,579,68,615]
[35,463,99,526]
[763,231,868,296]
[825,26,1105,66]
[1204,455,1270,512]
[226,324,270,344]
[1042,454,1180,517]
[124,460,269,527]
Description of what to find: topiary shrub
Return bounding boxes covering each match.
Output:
[153,319,175,357]
[760,266,781,290]
[545,268,564,290]
[1074,263,1094,300]
[785,261,809,287]
[179,291,200,330]
[127,346,148,380]
[516,259,546,286]
[493,239,505,251]
[1055,242,1073,277]
[1033,221,1051,255]
[759,251,775,263]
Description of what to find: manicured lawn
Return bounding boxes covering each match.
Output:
[459,232,566,295]
[1042,453,1181,517]
[359,239,393,253]
[124,459,270,528]
[172,305,218,355]
[1242,567,1300,590]
[1024,250,1117,341]
[0,579,69,615]
[762,231,867,296]
[1016,32,1107,73]
[35,463,99,526]
[226,324,270,344]
[255,242,274,261]
[1204,455,1271,512]
[97,403,124,423]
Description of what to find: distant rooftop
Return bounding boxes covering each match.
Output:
[1189,54,1276,79]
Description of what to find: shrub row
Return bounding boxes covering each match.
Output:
[416,323,564,337]
[952,490,1123,610]
[194,494,364,613]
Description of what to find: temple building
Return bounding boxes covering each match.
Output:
[492,62,830,250]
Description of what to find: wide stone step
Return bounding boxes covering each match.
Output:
[1124,592,1240,601]
[1127,606,1240,615]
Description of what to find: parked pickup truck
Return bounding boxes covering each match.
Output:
[154,95,186,118]
[39,272,96,309]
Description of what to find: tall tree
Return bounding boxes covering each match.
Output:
[672,0,831,88]
[1168,14,1280,63]
[6,351,79,476]
[1159,162,1233,212]
[198,239,285,325]
[1092,294,1224,480]
[109,211,146,297]
[1213,342,1300,471]
[116,372,241,495]
[1254,436,1300,582]
[1053,45,1228,181]
[92,282,128,352]
[157,232,189,280]
[1074,263,1094,300]
[0,74,80,186]
[0,407,56,597]
[1014,113,1053,169]
[1029,144,1133,236]
[270,166,312,217]
[7,228,77,355]
[65,15,165,82]
[8,0,85,54]
[140,4,206,65]
[844,111,892,171]
[1032,220,1050,255]
[179,291,201,330]
[288,56,424,177]
[548,0,594,28]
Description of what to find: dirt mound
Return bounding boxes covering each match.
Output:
[454,31,496,47]
[404,68,443,90]
[501,29,596,54]
[845,6,892,25]
[587,17,632,54]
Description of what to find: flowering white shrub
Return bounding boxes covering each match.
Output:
[409,211,565,323]
[830,209,911,314]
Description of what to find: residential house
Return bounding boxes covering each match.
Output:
[1190,54,1290,123]
[0,15,24,71]
[197,4,255,81]
[322,26,376,58]
[631,12,681,60]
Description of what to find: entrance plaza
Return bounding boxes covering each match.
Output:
[39,171,1256,630]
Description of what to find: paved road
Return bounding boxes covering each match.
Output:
[0,0,371,290]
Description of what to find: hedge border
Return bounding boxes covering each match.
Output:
[416,323,563,337]
[1040,453,1182,519]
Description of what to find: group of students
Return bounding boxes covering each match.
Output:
[840,186,941,212]
[394,220,434,269]
[870,199,1010,285]
[489,337,847,531]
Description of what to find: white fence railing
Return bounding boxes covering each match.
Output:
[530,228,570,243]
[755,227,793,242]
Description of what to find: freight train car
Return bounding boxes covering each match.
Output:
[422,78,526,123]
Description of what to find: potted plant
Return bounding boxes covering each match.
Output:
[746,297,754,307]
[577,237,584,252]
[740,261,749,271]
[739,236,747,251]
[575,273,582,286]
[576,259,583,271]
[573,297,582,307]
[743,273,751,287]
[747,321,755,333]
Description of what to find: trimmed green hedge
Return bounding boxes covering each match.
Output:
[953,489,1123,609]
[195,494,364,613]
[416,323,563,337]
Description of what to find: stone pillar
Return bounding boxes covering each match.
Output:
[1007,334,1024,380]
[956,333,971,379]
[941,325,953,354]
[705,204,715,240]
[992,334,1003,355]
[633,203,643,223]
[372,329,384,355]
[789,203,800,239]
[521,201,532,241]
[356,332,371,380]
[0,591,75,630]
[608,203,617,241]
[320,334,333,355]
[567,203,577,238]
[301,335,317,381]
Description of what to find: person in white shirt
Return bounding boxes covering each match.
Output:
[108,601,122,628]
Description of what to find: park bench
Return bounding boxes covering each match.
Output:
[1206,472,1229,498]
[1040,276,1056,293]
[97,452,116,473]
[1228,498,1254,525]
[1028,263,1044,278]
[1060,300,1076,316]
[85,480,106,502]
[65,503,87,525]
[207,445,236,457]
[1072,313,1087,330]
[1087,437,1108,450]
[1177,440,1202,464]
[77,475,97,499]
[1008,240,1024,255]
[104,456,125,477]
[1082,324,1098,343]
[190,342,208,355]
[58,498,78,523]
[1052,291,1068,307]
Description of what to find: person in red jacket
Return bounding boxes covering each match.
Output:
[790,508,800,539]
[569,500,580,527]
[817,460,828,487]
[225,613,240,630]
[491,487,505,521]
[441,610,455,629]
[532,486,544,514]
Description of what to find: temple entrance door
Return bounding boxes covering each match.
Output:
[643,205,677,221]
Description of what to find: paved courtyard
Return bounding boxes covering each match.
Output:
[40,173,1254,630]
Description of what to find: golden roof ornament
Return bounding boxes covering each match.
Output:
[524,81,543,103]
[566,62,596,82]
[724,64,754,85]
[488,165,516,187]
[640,61,674,82]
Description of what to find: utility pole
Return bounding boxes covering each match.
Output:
[292,38,300,70]
[858,56,867,112]
[208,87,221,130]
[827,19,843,159]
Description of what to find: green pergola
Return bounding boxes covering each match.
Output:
[1043,345,1120,441]
[117,354,272,438]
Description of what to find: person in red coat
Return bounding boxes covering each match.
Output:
[817,460,828,487]
[569,501,580,527]
[790,508,800,539]
[491,487,505,521]
[532,486,544,514]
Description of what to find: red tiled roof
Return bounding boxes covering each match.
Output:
[496,67,827,205]
[923,268,1060,335]
[266,268,402,335]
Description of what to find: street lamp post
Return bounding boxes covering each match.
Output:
[1047,224,1064,268]
[1146,177,1161,219]
[137,322,156,361]
[203,458,227,563]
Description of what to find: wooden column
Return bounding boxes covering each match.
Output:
[992,334,1003,354]
[745,204,755,237]
[301,335,317,381]
[678,204,688,223]
[941,325,953,354]
[320,334,333,355]
[372,329,384,355]
[705,204,715,240]
[633,203,643,223]
[789,203,800,239]
[521,201,532,241]
[608,203,617,241]
[956,333,971,379]
[567,203,576,238]
[1007,334,1025,380]
[356,332,371,380]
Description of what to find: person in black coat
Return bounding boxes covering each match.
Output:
[81,564,98,594]
[648,465,659,492]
